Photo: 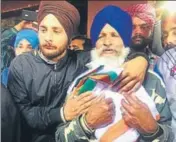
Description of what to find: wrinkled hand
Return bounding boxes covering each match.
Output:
[118,57,148,93]
[63,90,97,121]
[121,93,158,134]
[85,97,115,129]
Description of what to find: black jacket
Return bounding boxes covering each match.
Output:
[1,84,21,142]
[7,49,148,142]
[7,50,90,141]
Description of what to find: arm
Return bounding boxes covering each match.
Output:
[55,96,115,142]
[1,27,18,71]
[7,57,65,131]
[118,51,149,92]
[140,71,174,142]
[55,116,94,142]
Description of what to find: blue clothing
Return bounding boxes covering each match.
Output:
[1,68,9,87]
[1,28,39,87]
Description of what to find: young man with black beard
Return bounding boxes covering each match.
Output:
[126,4,160,70]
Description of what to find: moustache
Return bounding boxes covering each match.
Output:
[132,35,145,40]
[42,43,57,49]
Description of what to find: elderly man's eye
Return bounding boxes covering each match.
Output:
[111,33,119,37]
[172,31,176,36]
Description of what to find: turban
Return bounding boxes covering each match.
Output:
[14,29,39,49]
[38,1,80,40]
[126,4,156,28]
[90,5,133,47]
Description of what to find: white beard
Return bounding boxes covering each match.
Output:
[89,47,130,69]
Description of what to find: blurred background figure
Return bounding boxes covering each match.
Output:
[1,20,39,86]
[155,3,176,140]
[69,35,92,51]
[161,10,176,49]
[14,29,39,56]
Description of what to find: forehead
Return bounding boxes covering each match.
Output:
[39,14,63,28]
[100,24,118,34]
[132,16,146,25]
[19,39,30,45]
[162,16,176,31]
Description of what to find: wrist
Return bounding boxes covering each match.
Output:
[60,107,67,123]
[80,114,95,134]
[140,124,163,141]
[14,24,22,31]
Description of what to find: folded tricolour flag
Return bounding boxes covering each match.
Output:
[67,66,160,142]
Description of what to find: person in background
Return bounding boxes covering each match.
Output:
[1,20,37,72]
[155,9,176,141]
[14,29,39,56]
[126,4,160,70]
[1,28,39,86]
[69,35,92,51]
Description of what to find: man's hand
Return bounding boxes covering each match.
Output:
[121,93,158,134]
[14,20,38,31]
[63,91,97,121]
[85,97,115,129]
[118,57,148,93]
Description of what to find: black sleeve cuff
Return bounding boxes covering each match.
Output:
[127,51,149,63]
[49,107,63,125]
[140,124,163,141]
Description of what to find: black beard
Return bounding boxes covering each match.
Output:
[131,35,152,52]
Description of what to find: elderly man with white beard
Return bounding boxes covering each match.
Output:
[55,5,174,142]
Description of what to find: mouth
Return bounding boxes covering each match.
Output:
[44,46,55,50]
[102,49,116,54]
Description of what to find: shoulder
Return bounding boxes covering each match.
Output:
[145,70,165,88]
[9,51,38,72]
[68,50,91,64]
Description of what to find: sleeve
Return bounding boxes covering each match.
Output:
[55,116,95,142]
[139,73,174,142]
[151,20,165,56]
[7,57,65,131]
[1,28,18,71]
[127,50,149,63]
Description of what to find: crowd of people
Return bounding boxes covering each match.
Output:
[1,1,176,142]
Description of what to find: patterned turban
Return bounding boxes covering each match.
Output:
[126,4,156,28]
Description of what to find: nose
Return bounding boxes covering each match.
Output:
[103,36,112,47]
[133,26,142,36]
[45,32,53,43]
